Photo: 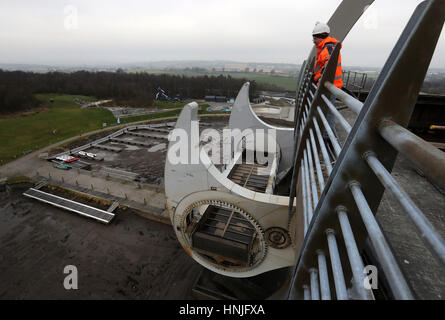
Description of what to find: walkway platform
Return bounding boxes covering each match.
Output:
[228,162,271,193]
[110,137,154,147]
[23,188,115,224]
[91,144,122,153]
[100,166,141,181]
[143,127,170,133]
[126,131,168,141]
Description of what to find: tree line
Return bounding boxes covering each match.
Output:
[0,70,264,114]
[421,74,445,94]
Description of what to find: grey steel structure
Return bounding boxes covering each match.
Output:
[164,0,445,299]
[288,0,445,299]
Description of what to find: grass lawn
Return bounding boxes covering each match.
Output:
[118,104,226,124]
[220,72,297,91]
[0,94,115,165]
[119,109,183,124]
[152,100,189,109]
[35,93,97,108]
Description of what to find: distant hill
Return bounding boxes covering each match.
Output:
[0,60,302,75]
[1,61,444,75]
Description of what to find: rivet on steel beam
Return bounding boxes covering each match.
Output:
[309,268,320,300]
[362,150,376,160]
[335,205,349,214]
[302,285,311,300]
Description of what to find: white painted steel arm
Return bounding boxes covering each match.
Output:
[165,102,298,278]
[229,82,294,173]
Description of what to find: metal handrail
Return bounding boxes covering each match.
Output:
[344,71,368,92]
[364,153,445,264]
[288,0,445,300]
[325,81,363,114]
[378,119,445,192]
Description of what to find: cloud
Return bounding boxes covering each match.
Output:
[0,0,443,68]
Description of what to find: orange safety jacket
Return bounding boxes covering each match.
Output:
[313,36,343,88]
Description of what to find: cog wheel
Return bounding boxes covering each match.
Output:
[287,209,298,247]
[178,199,268,272]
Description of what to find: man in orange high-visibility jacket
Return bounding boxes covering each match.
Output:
[312,22,342,147]
[312,21,343,88]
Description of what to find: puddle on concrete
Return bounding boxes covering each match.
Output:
[124,145,141,151]
[86,148,120,162]
[147,143,166,153]
[94,150,110,158]
[120,134,136,141]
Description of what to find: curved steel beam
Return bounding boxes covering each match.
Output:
[306,0,376,61]
[290,0,376,122]
[229,82,294,173]
[165,102,299,278]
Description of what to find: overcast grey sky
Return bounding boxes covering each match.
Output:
[0,0,444,68]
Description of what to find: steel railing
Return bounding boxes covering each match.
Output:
[287,0,445,300]
[343,70,368,98]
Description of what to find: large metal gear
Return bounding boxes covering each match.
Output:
[176,198,269,273]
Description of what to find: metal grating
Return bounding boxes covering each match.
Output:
[192,205,257,265]
[23,188,115,224]
[228,162,270,193]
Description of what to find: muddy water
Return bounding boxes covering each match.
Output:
[0,183,201,299]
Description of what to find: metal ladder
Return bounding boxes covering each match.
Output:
[287,0,445,300]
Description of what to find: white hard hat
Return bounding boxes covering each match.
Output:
[312,21,330,35]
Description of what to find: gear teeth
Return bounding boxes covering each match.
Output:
[287,209,298,248]
[178,199,268,272]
